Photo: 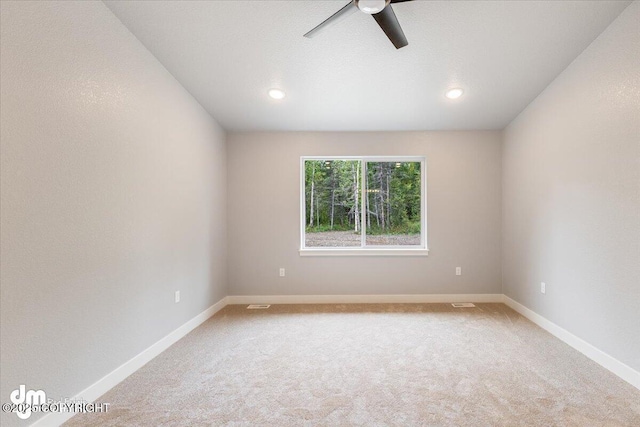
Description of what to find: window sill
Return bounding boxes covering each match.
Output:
[299,248,429,257]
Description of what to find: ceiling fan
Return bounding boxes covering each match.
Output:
[304,0,414,49]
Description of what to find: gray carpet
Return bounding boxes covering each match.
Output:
[66,303,640,426]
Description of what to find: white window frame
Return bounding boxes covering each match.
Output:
[299,156,428,256]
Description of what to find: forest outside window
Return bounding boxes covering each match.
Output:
[300,156,428,256]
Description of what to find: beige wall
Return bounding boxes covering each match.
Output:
[503,2,640,371]
[0,2,227,425]
[227,131,502,296]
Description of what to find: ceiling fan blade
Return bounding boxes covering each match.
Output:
[304,1,358,39]
[372,5,408,49]
[390,0,413,3]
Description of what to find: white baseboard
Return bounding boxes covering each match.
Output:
[30,297,229,427]
[502,295,640,391]
[226,293,504,305]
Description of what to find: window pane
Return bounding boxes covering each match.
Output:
[304,160,362,247]
[365,161,421,246]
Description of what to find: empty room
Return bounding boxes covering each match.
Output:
[1,0,639,426]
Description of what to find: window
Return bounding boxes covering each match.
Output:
[300,156,427,256]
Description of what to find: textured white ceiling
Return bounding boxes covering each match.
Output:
[104,1,630,131]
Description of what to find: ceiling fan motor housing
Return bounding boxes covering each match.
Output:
[357,0,391,15]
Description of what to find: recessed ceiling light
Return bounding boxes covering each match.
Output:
[445,88,464,99]
[268,89,286,100]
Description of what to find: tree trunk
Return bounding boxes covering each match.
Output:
[309,162,315,227]
[386,168,391,229]
[353,162,360,233]
[330,168,335,229]
[378,168,385,230]
[367,192,371,229]
[375,200,380,227]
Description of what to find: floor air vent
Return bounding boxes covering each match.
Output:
[247,304,271,309]
[451,303,476,308]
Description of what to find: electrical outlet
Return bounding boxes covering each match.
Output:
[279,268,285,277]
[541,282,546,294]
[175,291,180,303]
[456,267,462,276]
